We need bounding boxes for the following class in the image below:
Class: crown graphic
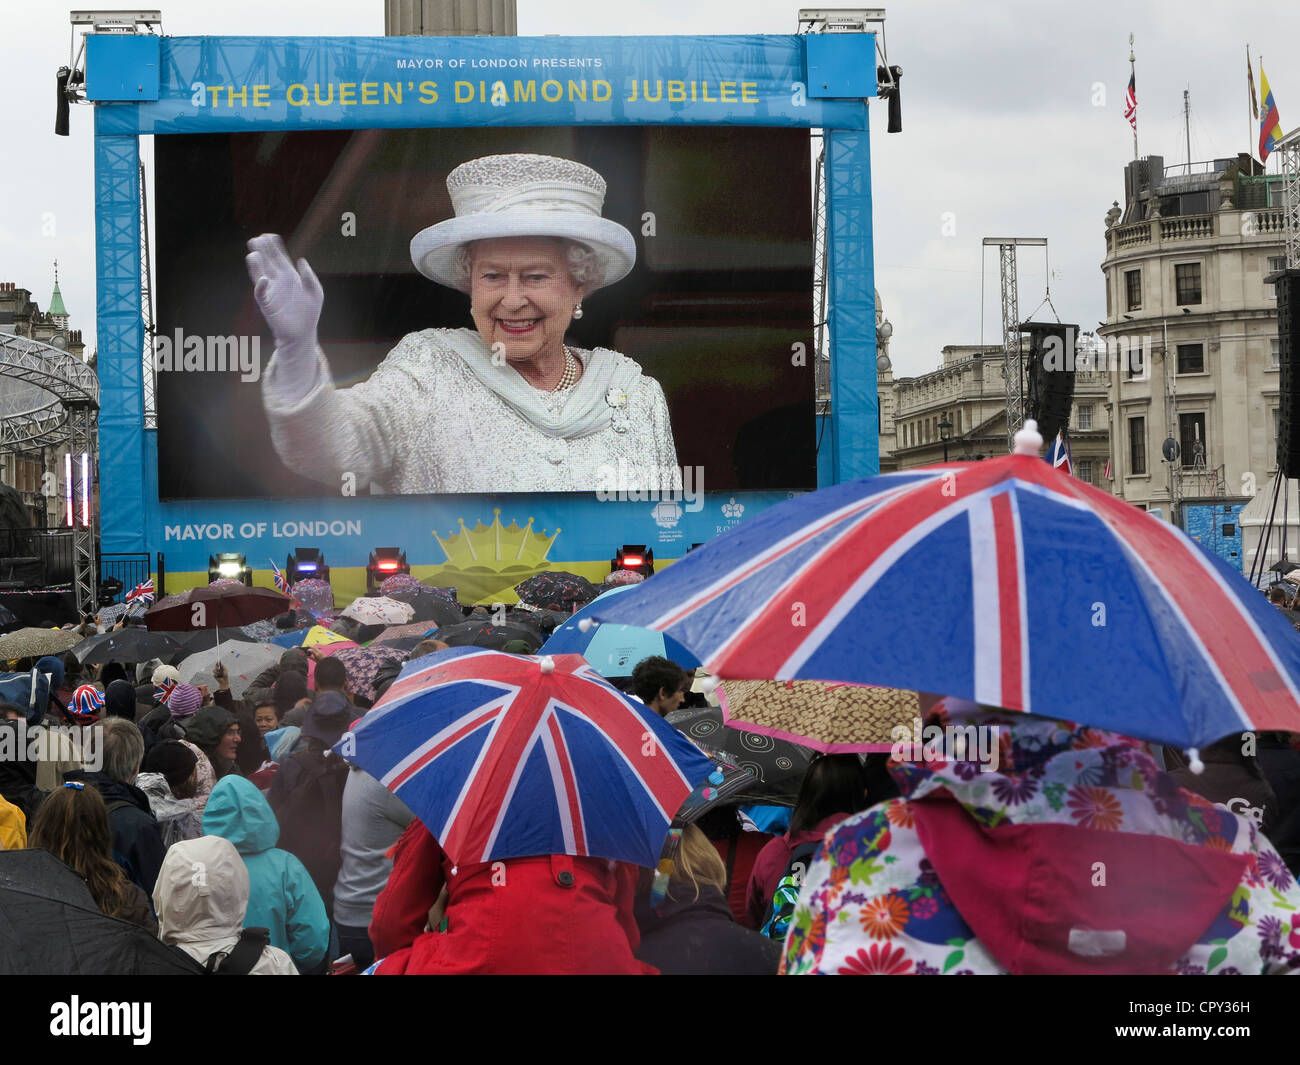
[722,498,744,519]
[433,509,560,572]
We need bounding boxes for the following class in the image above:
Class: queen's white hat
[410,153,637,294]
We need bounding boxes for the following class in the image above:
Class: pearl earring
[572,303,583,320]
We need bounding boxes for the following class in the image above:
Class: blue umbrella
[335,647,714,868]
[540,586,701,677]
[588,425,1300,752]
[269,628,309,648]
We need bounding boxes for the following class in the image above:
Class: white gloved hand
[245,234,324,399]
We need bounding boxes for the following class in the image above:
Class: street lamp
[938,415,953,463]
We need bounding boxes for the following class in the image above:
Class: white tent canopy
[1239,473,1300,585]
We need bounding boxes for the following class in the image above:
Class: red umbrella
[144,584,291,631]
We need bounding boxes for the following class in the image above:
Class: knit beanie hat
[168,683,203,720]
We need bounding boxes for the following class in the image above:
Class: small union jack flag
[154,679,178,704]
[126,578,154,605]
[270,559,289,594]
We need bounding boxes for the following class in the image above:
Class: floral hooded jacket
[782,702,1300,975]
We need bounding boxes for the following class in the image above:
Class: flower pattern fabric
[782,707,1300,975]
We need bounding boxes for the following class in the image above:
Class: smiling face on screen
[468,237,584,368]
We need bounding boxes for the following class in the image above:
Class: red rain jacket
[370,820,658,975]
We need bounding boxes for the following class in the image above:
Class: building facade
[0,278,88,527]
[1098,153,1286,519]
[886,343,1111,480]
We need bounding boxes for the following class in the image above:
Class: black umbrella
[514,572,599,613]
[432,619,545,651]
[387,588,466,627]
[71,629,183,665]
[664,704,814,806]
[0,850,203,975]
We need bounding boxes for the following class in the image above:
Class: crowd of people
[4,580,1300,977]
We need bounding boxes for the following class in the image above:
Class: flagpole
[1130,34,1138,160]
[1248,45,1254,163]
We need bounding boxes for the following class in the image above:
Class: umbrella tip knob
[1187,748,1205,775]
[1013,419,1043,457]
[539,655,556,673]
[699,675,718,694]
[577,618,596,633]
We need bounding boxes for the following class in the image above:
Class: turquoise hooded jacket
[203,775,329,971]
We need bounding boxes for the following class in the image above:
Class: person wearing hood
[203,774,330,972]
[0,707,41,820]
[64,716,167,895]
[138,740,203,847]
[0,792,26,849]
[154,835,298,975]
[185,705,242,780]
[34,655,68,719]
[782,699,1300,976]
[180,739,216,817]
[635,823,780,975]
[105,679,138,720]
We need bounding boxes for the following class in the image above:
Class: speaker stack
[1023,321,1079,446]
[1276,269,1300,478]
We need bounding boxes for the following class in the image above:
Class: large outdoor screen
[154,126,815,499]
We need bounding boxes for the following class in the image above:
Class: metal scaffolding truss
[983,237,1047,450]
[0,330,100,612]
[1278,129,1300,270]
[0,331,100,447]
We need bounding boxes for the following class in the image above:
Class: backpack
[205,927,272,974]
[759,840,821,941]
[268,748,349,909]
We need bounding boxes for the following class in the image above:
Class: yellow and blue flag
[1260,62,1284,162]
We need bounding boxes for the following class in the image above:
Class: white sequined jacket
[261,328,680,494]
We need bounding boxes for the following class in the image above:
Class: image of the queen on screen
[246,153,680,494]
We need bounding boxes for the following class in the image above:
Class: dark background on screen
[154,126,815,498]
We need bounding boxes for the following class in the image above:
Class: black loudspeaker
[1277,270,1300,478]
[1023,321,1078,446]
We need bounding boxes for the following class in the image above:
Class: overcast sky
[2,0,1296,379]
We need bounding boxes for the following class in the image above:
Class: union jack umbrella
[590,421,1300,754]
[335,647,715,868]
[125,578,154,606]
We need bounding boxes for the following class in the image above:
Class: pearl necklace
[551,347,579,393]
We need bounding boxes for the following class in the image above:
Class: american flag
[125,578,154,605]
[270,558,289,594]
[1124,72,1137,134]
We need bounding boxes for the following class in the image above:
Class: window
[1176,343,1204,374]
[1272,338,1281,370]
[1267,255,1287,300]
[1077,404,1093,430]
[1179,412,1207,469]
[1125,269,1142,311]
[1126,344,1147,379]
[1175,263,1202,306]
[1076,460,1093,484]
[1129,417,1147,475]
